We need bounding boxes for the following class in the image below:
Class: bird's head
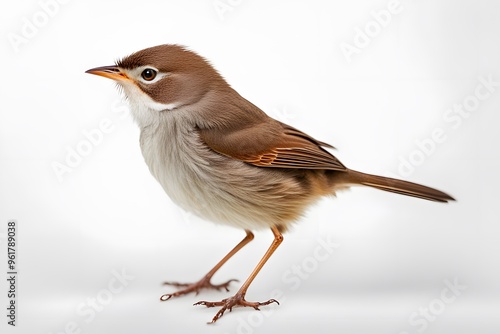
[86,44,228,127]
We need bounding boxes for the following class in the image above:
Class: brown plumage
[86,44,455,324]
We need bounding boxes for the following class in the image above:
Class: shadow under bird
[86,44,455,324]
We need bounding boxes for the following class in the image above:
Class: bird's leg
[160,230,254,301]
[194,226,283,324]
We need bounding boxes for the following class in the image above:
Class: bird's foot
[194,292,279,324]
[160,276,239,301]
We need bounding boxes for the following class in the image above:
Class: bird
[85,44,455,323]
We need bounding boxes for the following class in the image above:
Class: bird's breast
[139,116,213,214]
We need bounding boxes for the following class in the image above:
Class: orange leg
[160,230,254,301]
[195,226,283,324]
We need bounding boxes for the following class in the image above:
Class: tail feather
[345,170,455,203]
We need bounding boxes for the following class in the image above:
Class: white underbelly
[139,124,278,230]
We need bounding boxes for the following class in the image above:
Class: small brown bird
[86,44,454,323]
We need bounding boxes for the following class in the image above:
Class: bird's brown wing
[198,119,346,171]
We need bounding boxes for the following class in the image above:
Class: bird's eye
[141,68,157,81]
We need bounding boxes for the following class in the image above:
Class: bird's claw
[160,277,239,301]
[194,293,279,324]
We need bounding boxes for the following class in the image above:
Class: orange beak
[85,65,129,81]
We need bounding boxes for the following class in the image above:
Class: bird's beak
[85,65,129,81]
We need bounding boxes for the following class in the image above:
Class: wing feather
[198,118,345,171]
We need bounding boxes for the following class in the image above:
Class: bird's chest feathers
[139,115,216,213]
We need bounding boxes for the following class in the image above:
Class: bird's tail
[343,170,455,203]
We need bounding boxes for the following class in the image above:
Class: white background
[1,0,499,333]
